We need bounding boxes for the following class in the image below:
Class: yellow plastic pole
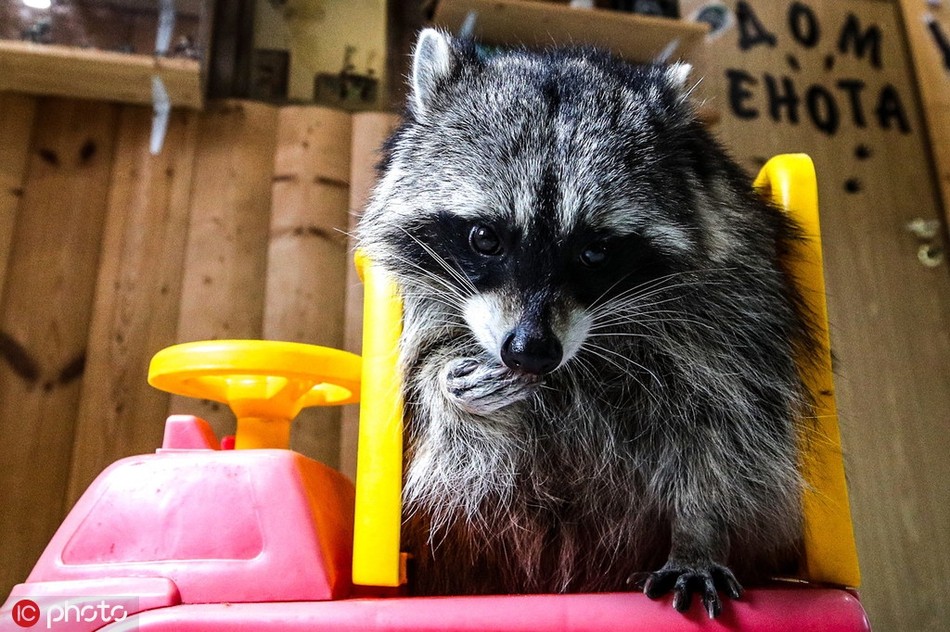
[352,251,406,586]
[233,417,292,450]
[754,154,861,588]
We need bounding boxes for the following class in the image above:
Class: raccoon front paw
[641,562,743,619]
[441,357,540,416]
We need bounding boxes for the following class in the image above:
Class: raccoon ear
[665,62,694,95]
[411,28,457,119]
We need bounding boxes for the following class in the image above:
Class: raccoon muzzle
[501,320,563,375]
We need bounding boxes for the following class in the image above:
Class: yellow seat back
[754,154,861,587]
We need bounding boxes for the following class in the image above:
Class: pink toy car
[2,411,868,631]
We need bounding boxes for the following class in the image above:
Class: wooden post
[340,111,400,481]
[66,105,199,506]
[264,105,352,468]
[170,100,278,437]
[0,98,118,595]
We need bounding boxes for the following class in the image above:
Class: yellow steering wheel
[148,340,361,449]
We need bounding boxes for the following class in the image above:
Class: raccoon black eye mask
[357,28,816,619]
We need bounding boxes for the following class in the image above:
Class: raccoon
[356,29,817,618]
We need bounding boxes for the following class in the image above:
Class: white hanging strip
[150,75,171,155]
[156,0,176,55]
[151,0,176,155]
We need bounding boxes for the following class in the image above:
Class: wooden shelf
[432,0,708,63]
[0,41,203,109]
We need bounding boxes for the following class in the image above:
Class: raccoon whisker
[382,253,461,298]
[399,305,469,331]
[598,281,703,307]
[683,75,704,100]
[586,300,686,330]
[395,280,468,313]
[424,323,470,337]
[393,264,463,297]
[591,304,704,322]
[584,332,655,344]
[577,366,663,414]
[590,276,729,315]
[582,343,664,388]
[585,271,651,314]
[588,267,741,315]
[561,357,637,413]
[398,291,461,311]
[386,250,473,303]
[585,283,712,324]
[587,266,739,312]
[585,269,697,314]
[578,342,664,393]
[589,311,718,334]
[588,305,710,330]
[396,227,478,297]
[594,293,679,318]
[397,297,468,325]
[562,353,603,385]
[589,282,747,327]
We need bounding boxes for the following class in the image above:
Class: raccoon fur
[356,29,817,618]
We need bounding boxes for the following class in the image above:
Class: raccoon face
[436,214,677,376]
[366,30,706,376]
[393,193,685,377]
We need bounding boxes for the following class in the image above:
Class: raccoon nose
[501,327,563,375]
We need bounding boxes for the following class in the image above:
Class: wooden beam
[0,41,203,109]
[264,105,352,468]
[431,0,708,62]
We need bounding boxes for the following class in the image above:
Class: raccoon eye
[469,224,503,256]
[579,241,608,268]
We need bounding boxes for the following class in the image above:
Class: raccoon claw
[442,357,539,416]
[642,563,742,618]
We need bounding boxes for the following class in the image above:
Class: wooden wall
[680,1,950,630]
[0,92,397,597]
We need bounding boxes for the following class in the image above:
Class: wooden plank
[679,1,950,629]
[0,41,203,109]
[264,106,352,468]
[0,93,37,305]
[170,100,278,438]
[65,105,200,507]
[340,111,400,481]
[896,0,950,225]
[0,98,118,595]
[432,0,708,63]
